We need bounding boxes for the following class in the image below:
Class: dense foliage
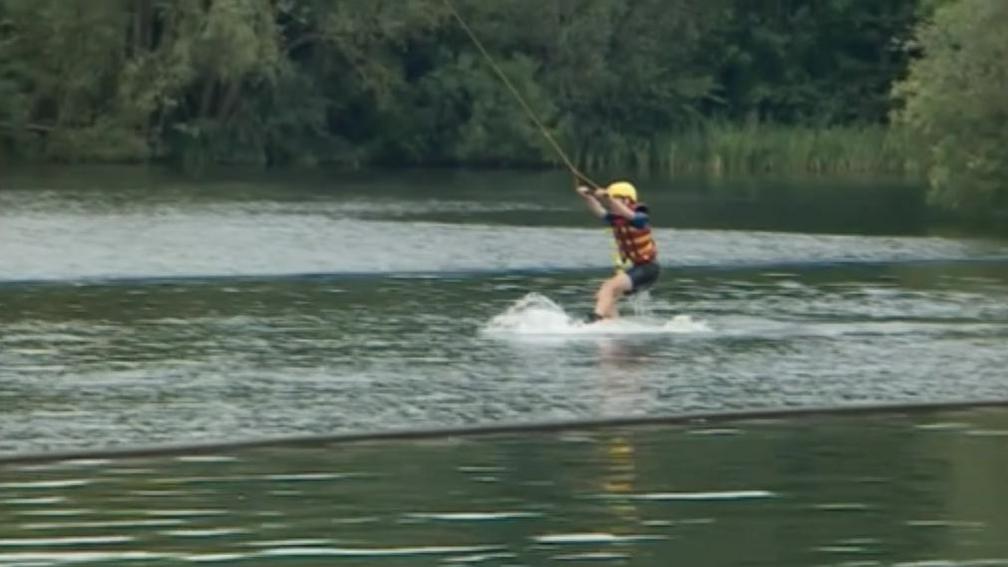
[2,0,1003,215]
[894,0,1008,213]
[0,0,920,166]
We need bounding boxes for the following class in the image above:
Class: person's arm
[576,186,608,219]
[593,189,650,228]
[593,189,636,219]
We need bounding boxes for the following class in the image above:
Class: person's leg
[594,272,633,319]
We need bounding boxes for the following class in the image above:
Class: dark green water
[1,407,1007,566]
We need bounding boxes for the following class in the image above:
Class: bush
[894,0,1008,213]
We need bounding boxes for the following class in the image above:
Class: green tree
[714,0,919,125]
[894,0,1008,212]
[0,0,146,160]
[0,0,932,175]
[428,0,728,169]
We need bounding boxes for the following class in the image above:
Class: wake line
[0,256,1006,288]
[2,399,1007,465]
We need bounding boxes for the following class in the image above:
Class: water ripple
[624,490,776,501]
[254,544,508,557]
[0,535,134,546]
[405,511,542,522]
[533,533,668,544]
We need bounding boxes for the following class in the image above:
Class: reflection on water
[2,167,1006,283]
[1,407,1007,566]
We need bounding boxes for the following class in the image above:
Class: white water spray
[481,293,710,337]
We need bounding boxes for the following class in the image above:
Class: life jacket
[611,204,657,266]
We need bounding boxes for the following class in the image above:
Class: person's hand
[592,188,608,199]
[576,185,592,196]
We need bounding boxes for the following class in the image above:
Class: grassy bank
[5,122,924,182]
[575,123,922,179]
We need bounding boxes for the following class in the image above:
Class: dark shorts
[624,262,660,294]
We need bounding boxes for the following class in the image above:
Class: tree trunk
[199,79,217,119]
[135,0,152,51]
[218,80,243,124]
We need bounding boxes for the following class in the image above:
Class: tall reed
[572,122,921,179]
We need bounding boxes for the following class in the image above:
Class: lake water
[0,407,1007,566]
[2,166,1008,565]
[2,167,1006,456]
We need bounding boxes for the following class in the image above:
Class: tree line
[0,0,1004,213]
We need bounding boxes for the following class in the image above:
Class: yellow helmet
[607,181,637,201]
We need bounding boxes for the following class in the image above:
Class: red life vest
[611,205,657,266]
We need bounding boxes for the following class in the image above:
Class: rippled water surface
[1,407,1007,566]
[1,167,1007,457]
